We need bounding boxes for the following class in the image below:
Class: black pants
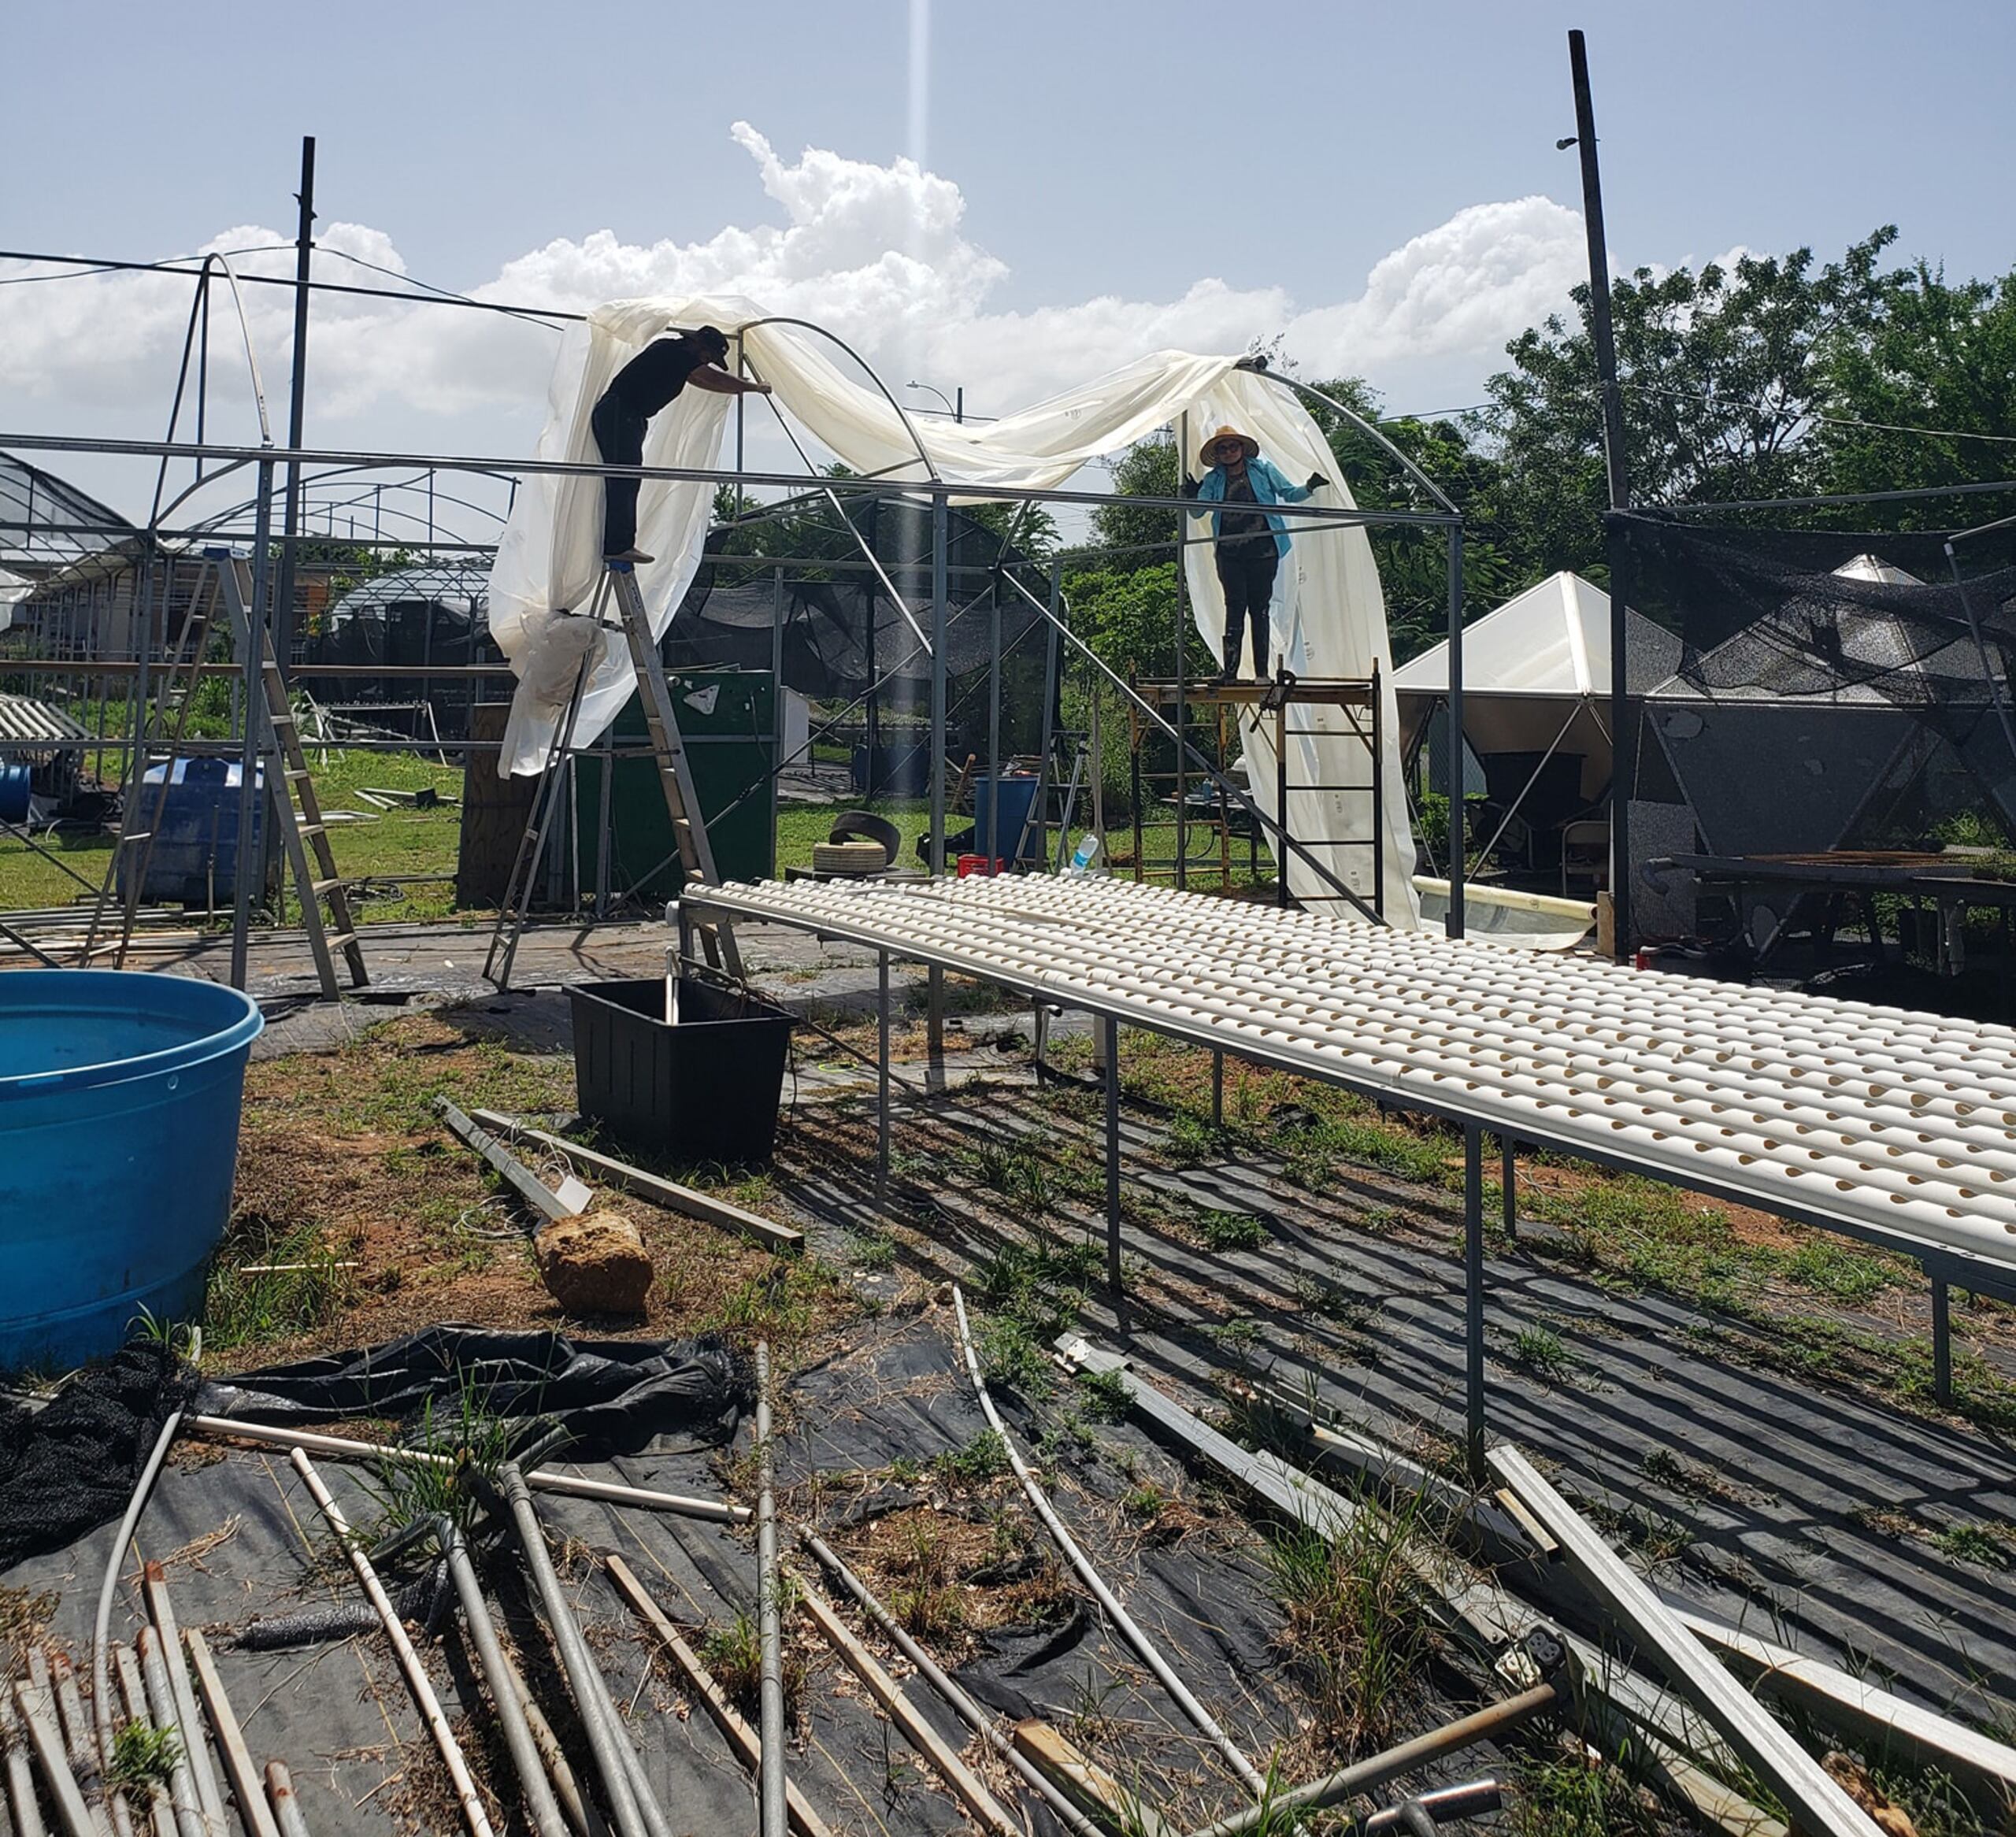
[1215,543,1278,677]
[591,393,647,557]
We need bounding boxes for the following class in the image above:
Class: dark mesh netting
[1614,513,2016,705]
[1614,513,2016,849]
[665,493,1044,699]
[0,1343,196,1568]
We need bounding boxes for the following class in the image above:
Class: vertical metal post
[230,459,275,991]
[876,951,891,1202]
[1501,1135,1518,1241]
[272,136,315,669]
[1446,524,1466,939]
[1276,694,1289,909]
[1931,1274,1952,1406]
[1102,1014,1128,1342]
[1569,29,1635,961]
[770,566,785,878]
[1032,559,1062,867]
[1211,1052,1224,1129]
[1173,414,1190,889]
[1464,1121,1487,1482]
[1370,658,1386,921]
[928,492,950,873]
[927,493,950,1067]
[594,721,613,915]
[754,1342,787,1837]
[987,583,1002,869]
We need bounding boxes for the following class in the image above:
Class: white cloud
[0,127,1588,492]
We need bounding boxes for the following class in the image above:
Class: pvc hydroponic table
[682,874,2016,1475]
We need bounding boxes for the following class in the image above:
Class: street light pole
[1564,29,1634,961]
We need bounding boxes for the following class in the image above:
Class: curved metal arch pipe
[1242,362,1461,517]
[733,314,942,483]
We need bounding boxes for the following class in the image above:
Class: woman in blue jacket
[1184,424,1326,681]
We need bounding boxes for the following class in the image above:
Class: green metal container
[572,668,776,900]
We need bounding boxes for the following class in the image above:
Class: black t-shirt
[603,338,710,419]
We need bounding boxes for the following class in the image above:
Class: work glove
[1180,473,1203,499]
[1305,472,1327,492]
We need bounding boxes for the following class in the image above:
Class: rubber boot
[1218,629,1240,686]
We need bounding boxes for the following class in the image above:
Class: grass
[972,1238,1104,1394]
[361,1384,521,1539]
[1077,1366,1132,1424]
[1197,1209,1268,1253]
[1508,1324,1576,1383]
[1506,1746,1668,1837]
[1263,1494,1435,1757]
[0,747,469,925]
[202,1225,359,1355]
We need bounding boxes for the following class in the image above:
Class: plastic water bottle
[1067,833,1102,876]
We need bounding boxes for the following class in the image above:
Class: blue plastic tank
[971,773,1042,861]
[0,971,263,1372]
[119,757,265,906]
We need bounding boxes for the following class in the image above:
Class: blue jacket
[1192,456,1312,560]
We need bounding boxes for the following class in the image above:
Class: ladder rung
[296,823,326,838]
[323,931,358,949]
[284,769,312,781]
[310,877,345,895]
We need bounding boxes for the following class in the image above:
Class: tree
[1814,261,2016,525]
[1470,228,1906,576]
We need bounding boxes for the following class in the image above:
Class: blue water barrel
[118,757,265,906]
[0,763,29,823]
[972,773,1042,861]
[0,972,262,1371]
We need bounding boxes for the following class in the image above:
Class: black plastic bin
[569,976,795,1166]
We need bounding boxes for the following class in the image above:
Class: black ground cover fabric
[197,1325,744,1456]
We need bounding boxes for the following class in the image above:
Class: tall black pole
[272,136,316,668]
[1567,31,1634,959]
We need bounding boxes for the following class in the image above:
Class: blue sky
[5,0,2010,520]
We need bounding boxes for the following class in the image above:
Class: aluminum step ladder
[483,562,739,990]
[212,553,369,997]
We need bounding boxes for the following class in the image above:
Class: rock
[1822,1753,1918,1837]
[533,1211,654,1317]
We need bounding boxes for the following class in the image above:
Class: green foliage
[106,1720,183,1801]
[1077,1365,1132,1424]
[935,1430,1010,1487]
[1198,1209,1267,1253]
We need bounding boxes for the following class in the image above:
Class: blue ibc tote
[971,772,1042,861]
[0,972,262,1372]
[119,756,265,906]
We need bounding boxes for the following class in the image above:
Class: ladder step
[310,877,346,896]
[284,769,312,782]
[296,823,326,838]
[323,931,358,949]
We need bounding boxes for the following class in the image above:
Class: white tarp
[488,294,1420,926]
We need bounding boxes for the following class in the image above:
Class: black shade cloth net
[1613,512,2016,848]
[665,491,1046,699]
[0,1344,196,1570]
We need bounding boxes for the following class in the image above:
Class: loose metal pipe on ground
[951,1287,1266,1798]
[139,1570,225,1837]
[493,1462,668,1837]
[91,1409,183,1807]
[288,1451,495,1837]
[262,1763,312,1837]
[754,1344,787,1837]
[800,1530,1103,1837]
[436,1521,569,1837]
[132,1633,204,1837]
[1184,1685,1555,1837]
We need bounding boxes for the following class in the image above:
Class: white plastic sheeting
[487,296,1419,926]
[696,872,2016,1277]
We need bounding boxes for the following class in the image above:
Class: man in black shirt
[590,325,771,563]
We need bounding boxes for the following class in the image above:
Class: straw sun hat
[1199,424,1260,467]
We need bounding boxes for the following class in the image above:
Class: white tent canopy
[1393,570,1680,698]
[488,295,1421,925]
